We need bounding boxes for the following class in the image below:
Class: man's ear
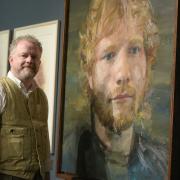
[87,74,93,90]
[38,60,41,66]
[8,55,13,66]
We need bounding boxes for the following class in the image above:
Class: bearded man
[0,35,50,180]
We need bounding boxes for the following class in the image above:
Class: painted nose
[114,52,130,85]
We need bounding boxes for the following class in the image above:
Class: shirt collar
[7,71,38,93]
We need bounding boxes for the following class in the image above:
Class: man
[76,0,168,179]
[0,35,50,180]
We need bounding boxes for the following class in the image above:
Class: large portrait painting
[57,0,178,179]
[14,20,59,153]
[0,30,10,77]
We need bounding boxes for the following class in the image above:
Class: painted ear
[87,74,93,90]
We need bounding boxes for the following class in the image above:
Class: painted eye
[102,52,116,61]
[128,46,141,55]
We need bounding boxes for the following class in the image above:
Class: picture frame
[0,30,10,77]
[13,20,60,154]
[57,0,178,179]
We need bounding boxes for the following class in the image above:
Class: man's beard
[18,66,37,81]
[91,85,143,133]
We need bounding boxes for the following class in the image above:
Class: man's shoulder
[0,77,8,83]
[35,87,47,99]
[0,77,11,90]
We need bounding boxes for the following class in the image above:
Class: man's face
[88,21,147,132]
[9,40,41,82]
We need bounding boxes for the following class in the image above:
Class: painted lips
[111,94,133,101]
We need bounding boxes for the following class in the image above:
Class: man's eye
[102,52,116,61]
[21,54,27,58]
[128,46,141,55]
[31,55,37,59]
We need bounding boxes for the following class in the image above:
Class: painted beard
[91,85,142,133]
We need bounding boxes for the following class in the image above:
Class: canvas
[57,0,178,179]
[0,30,10,77]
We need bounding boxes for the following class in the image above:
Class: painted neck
[94,114,135,156]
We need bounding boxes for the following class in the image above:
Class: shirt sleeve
[0,84,6,114]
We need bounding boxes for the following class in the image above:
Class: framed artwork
[57,0,178,179]
[14,20,59,153]
[0,30,10,77]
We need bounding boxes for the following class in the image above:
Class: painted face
[9,40,41,82]
[88,22,147,132]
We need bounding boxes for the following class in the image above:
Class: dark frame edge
[56,0,75,179]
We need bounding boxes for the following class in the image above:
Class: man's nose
[114,52,130,85]
[26,55,33,63]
